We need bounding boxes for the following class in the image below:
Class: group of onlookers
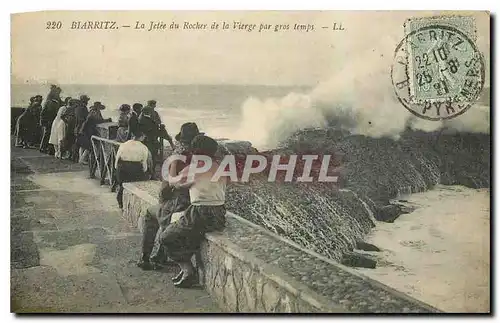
[14,85,173,169]
[15,85,111,164]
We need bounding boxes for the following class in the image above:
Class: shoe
[173,274,197,288]
[171,270,183,282]
[137,260,154,271]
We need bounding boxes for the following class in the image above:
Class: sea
[11,84,310,144]
[355,185,490,313]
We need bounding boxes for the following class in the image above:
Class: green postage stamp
[403,16,484,105]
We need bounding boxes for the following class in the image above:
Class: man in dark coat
[15,97,36,148]
[138,100,162,175]
[72,95,90,162]
[39,85,62,154]
[127,103,143,140]
[77,101,111,164]
[30,95,43,146]
[142,100,161,125]
[61,98,78,159]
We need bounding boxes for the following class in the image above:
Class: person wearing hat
[39,86,63,154]
[73,95,90,162]
[116,104,131,143]
[15,96,37,148]
[161,134,227,288]
[143,100,161,125]
[138,100,163,175]
[126,103,143,141]
[77,101,112,164]
[174,122,204,148]
[60,98,79,159]
[30,95,44,147]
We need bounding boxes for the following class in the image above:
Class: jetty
[10,127,443,313]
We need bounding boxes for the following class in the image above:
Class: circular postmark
[391,24,485,121]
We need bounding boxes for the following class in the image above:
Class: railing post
[89,135,121,189]
[89,136,98,179]
[98,140,106,185]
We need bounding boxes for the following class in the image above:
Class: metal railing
[90,135,121,191]
[89,134,165,190]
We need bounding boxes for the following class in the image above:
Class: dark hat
[119,104,131,112]
[175,122,204,144]
[92,101,105,110]
[147,100,157,106]
[132,103,143,113]
[80,95,90,102]
[69,99,79,106]
[190,135,219,157]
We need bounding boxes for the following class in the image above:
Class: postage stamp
[391,17,485,120]
[404,16,482,104]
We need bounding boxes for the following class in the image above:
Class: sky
[11,11,490,86]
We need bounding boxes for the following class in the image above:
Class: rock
[341,252,377,269]
[217,140,258,155]
[355,241,381,252]
[375,204,404,223]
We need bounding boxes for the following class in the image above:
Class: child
[48,106,66,159]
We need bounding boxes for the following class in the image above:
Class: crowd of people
[14,85,227,289]
[15,85,176,164]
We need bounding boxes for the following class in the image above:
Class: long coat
[40,97,61,127]
[48,107,66,146]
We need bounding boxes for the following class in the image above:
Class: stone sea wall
[122,181,440,313]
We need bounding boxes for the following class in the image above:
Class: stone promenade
[10,146,221,313]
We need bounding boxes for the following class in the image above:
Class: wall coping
[224,212,440,312]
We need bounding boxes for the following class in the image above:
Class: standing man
[31,95,43,147]
[15,97,36,148]
[39,85,63,154]
[139,100,162,176]
[144,100,161,125]
[73,95,90,162]
[127,103,143,140]
[77,101,111,164]
[61,98,78,160]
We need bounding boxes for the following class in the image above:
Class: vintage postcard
[10,11,490,314]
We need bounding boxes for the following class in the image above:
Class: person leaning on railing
[114,131,153,209]
[77,101,111,164]
[116,104,131,143]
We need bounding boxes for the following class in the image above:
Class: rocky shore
[223,128,490,265]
